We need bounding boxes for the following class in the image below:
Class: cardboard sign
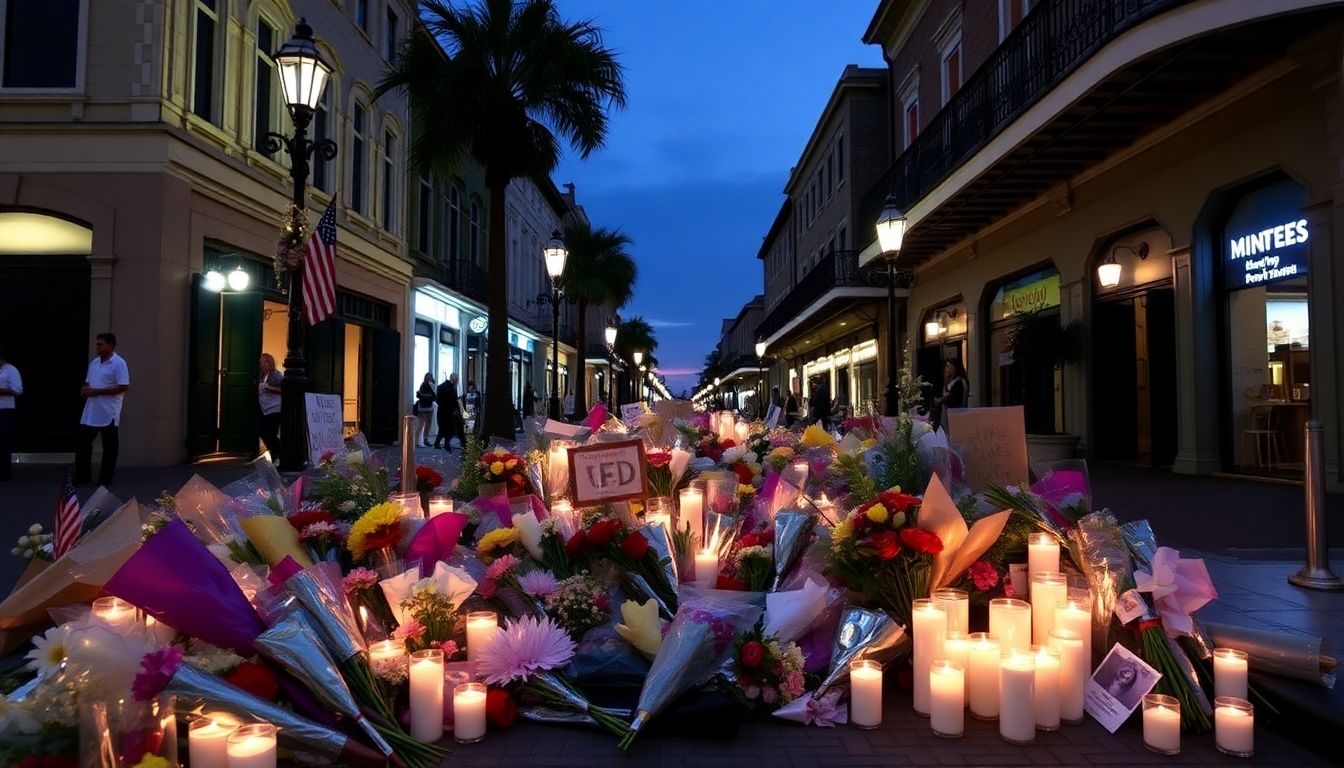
[764,404,781,430]
[619,402,646,424]
[946,405,1028,491]
[305,393,346,465]
[568,439,649,505]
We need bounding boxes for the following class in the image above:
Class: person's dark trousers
[452,414,467,449]
[0,408,15,481]
[435,414,452,449]
[258,412,282,458]
[75,423,119,485]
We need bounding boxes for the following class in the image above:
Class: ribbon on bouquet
[1133,546,1217,638]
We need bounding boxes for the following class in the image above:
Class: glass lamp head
[875,195,907,254]
[543,231,568,280]
[274,19,332,112]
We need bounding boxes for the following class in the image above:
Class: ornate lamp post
[874,196,908,418]
[632,350,644,405]
[755,339,768,419]
[269,19,336,471]
[604,321,618,411]
[542,231,568,420]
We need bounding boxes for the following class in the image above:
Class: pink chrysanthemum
[477,615,576,685]
[517,570,560,598]
[477,578,498,599]
[343,567,380,594]
[132,644,184,701]
[485,554,520,581]
[392,617,426,642]
[438,640,459,657]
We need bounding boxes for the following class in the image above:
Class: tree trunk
[571,299,587,418]
[483,175,515,439]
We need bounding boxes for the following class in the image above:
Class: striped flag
[303,198,339,325]
[53,472,82,559]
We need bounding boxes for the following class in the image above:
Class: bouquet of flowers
[543,572,611,641]
[480,450,532,498]
[342,567,394,638]
[345,502,406,567]
[311,450,392,522]
[645,450,675,498]
[10,524,53,563]
[733,536,774,592]
[565,517,678,619]
[825,487,939,628]
[728,622,807,712]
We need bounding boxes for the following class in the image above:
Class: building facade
[714,296,766,414]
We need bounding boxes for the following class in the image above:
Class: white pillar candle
[967,632,1001,720]
[734,421,750,444]
[428,495,454,518]
[1053,599,1092,665]
[1027,532,1060,578]
[465,612,499,662]
[409,649,445,743]
[678,488,704,543]
[1213,648,1249,700]
[369,639,407,664]
[1031,644,1060,731]
[92,596,137,631]
[225,723,277,768]
[646,512,672,532]
[942,632,970,702]
[1048,628,1086,725]
[911,598,947,716]
[931,588,969,635]
[929,660,965,738]
[547,444,571,500]
[849,659,883,729]
[1030,571,1067,646]
[999,651,1036,745]
[694,549,719,587]
[989,598,1032,653]
[550,499,577,538]
[1142,694,1181,755]
[511,511,543,558]
[1214,697,1254,757]
[189,717,238,768]
[453,682,488,743]
[718,411,736,443]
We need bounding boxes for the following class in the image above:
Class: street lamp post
[269,19,336,471]
[755,340,767,419]
[632,350,643,405]
[874,196,908,418]
[604,321,618,411]
[542,231,568,421]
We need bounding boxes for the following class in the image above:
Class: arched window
[442,182,461,264]
[350,100,369,216]
[469,198,482,264]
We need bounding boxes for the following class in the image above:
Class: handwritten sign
[946,406,1028,491]
[568,439,649,505]
[620,402,646,424]
[764,404,781,430]
[305,393,346,466]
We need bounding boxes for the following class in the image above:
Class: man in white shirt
[0,345,21,481]
[75,333,130,486]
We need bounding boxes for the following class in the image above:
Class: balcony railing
[415,258,490,305]
[860,0,1188,245]
[757,250,884,341]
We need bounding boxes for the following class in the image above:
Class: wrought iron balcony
[757,250,884,341]
[415,257,491,305]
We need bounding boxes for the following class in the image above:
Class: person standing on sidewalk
[75,333,130,486]
[415,372,436,447]
[0,346,22,481]
[435,373,464,452]
[256,353,283,459]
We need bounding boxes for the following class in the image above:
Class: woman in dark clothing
[416,373,436,447]
[933,358,968,433]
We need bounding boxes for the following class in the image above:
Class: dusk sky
[553,2,883,396]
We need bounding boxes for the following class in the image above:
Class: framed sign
[305,393,346,465]
[946,405,1028,491]
[568,439,649,505]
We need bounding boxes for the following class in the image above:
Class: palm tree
[559,222,636,418]
[612,316,656,405]
[377,0,626,439]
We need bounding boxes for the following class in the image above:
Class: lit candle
[694,549,719,586]
[929,660,964,738]
[453,682,488,743]
[189,717,238,768]
[465,612,499,662]
[734,421,750,444]
[369,639,407,665]
[428,494,454,518]
[1053,599,1092,665]
[92,596,137,631]
[1027,533,1060,578]
[718,411,736,442]
[1031,644,1060,731]
[942,632,970,702]
[1142,693,1181,755]
[1048,628,1086,725]
[646,511,672,532]
[967,632,1001,720]
[814,492,837,524]
[678,488,704,543]
[1213,648,1249,700]
[932,588,969,635]
[849,659,883,729]
[550,499,577,538]
[911,598,947,716]
[1030,571,1067,645]
[999,651,1036,745]
[547,443,572,501]
[389,491,423,520]
[409,649,445,743]
[989,598,1032,653]
[225,723,277,768]
[1214,696,1254,757]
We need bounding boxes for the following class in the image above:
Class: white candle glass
[389,490,423,520]
[1031,644,1060,731]
[911,598,946,716]
[453,682,488,743]
[1027,532,1060,578]
[1214,696,1254,758]
[929,660,965,738]
[989,598,1032,653]
[1053,598,1092,666]
[1048,627,1087,724]
[942,631,970,702]
[369,639,407,663]
[225,723,277,768]
[189,716,239,768]
[678,487,704,543]
[849,659,883,729]
[465,611,499,662]
[1213,648,1249,700]
[967,632,1001,720]
[694,549,719,586]
[1030,571,1067,646]
[409,649,445,743]
[92,596,137,631]
[734,421,750,444]
[1142,693,1181,755]
[931,588,969,635]
[999,651,1036,745]
[428,494,453,518]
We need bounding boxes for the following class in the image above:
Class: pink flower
[1004,580,1018,598]
[476,616,576,685]
[761,686,779,704]
[968,560,1000,591]
[392,618,426,642]
[517,570,560,598]
[343,567,380,595]
[438,640,460,657]
[478,578,498,599]
[131,644,184,701]
[485,554,520,581]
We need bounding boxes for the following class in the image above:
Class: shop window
[918,300,969,414]
[987,267,1062,434]
[192,0,221,122]
[2,0,82,89]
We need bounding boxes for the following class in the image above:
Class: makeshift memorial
[726,622,807,712]
[849,659,883,729]
[1085,643,1162,733]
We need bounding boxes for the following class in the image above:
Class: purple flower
[131,644,184,701]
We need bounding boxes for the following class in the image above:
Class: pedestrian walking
[416,372,436,447]
[257,353,283,459]
[522,382,536,418]
[0,345,21,481]
[75,333,130,486]
[435,373,465,451]
[784,387,800,428]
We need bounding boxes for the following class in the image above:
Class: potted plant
[1005,309,1083,466]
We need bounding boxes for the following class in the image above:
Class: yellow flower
[768,446,794,460]
[861,438,877,450]
[490,461,505,475]
[132,755,171,768]
[831,518,853,552]
[800,424,836,449]
[737,484,756,496]
[347,501,404,560]
[866,503,889,524]
[630,500,644,516]
[505,459,518,470]
[615,599,663,658]
[476,526,520,557]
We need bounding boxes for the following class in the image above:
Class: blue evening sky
[553,1,883,395]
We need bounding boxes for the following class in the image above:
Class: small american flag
[303,198,339,325]
[53,472,82,559]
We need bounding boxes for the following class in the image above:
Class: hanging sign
[305,393,346,465]
[1225,218,1310,290]
[568,439,649,505]
[945,406,1028,491]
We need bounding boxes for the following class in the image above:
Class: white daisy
[24,625,69,678]
[0,695,39,735]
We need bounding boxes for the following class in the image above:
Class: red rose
[878,490,920,514]
[363,521,404,554]
[720,439,737,449]
[225,661,279,701]
[415,466,444,487]
[646,451,672,468]
[715,573,748,591]
[587,518,622,548]
[564,530,587,556]
[899,527,944,555]
[850,512,870,531]
[868,530,901,560]
[286,508,334,531]
[758,528,775,545]
[703,446,725,462]
[485,687,517,729]
[732,463,754,485]
[621,531,650,560]
[738,533,759,548]
[740,640,766,669]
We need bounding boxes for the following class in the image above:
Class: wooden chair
[1242,405,1282,471]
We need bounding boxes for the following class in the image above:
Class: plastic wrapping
[1069,511,1137,653]
[813,606,909,697]
[1198,620,1336,688]
[771,512,814,591]
[285,565,365,661]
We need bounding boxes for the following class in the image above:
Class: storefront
[799,338,879,420]
[411,283,473,399]
[984,266,1065,436]
[917,298,969,414]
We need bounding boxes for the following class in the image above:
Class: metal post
[548,286,563,420]
[1289,420,1343,590]
[400,415,416,493]
[278,108,313,472]
[883,263,900,416]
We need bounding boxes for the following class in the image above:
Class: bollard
[1288,421,1344,591]
[400,414,417,494]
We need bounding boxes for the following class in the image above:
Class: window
[838,225,847,252]
[899,72,919,149]
[254,17,278,155]
[941,47,961,103]
[382,129,396,232]
[443,182,461,263]
[815,170,822,211]
[468,199,481,264]
[936,12,962,105]
[2,0,81,88]
[826,152,834,199]
[192,0,220,122]
[356,0,369,33]
[313,88,332,191]
[385,6,398,60]
[836,134,845,182]
[352,104,368,215]
[417,173,432,254]
[999,0,1030,41]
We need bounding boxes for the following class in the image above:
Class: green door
[186,277,222,457]
[307,317,344,397]
[368,326,401,444]
[219,292,263,454]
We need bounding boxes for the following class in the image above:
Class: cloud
[646,318,695,328]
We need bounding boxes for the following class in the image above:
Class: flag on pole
[303,198,339,325]
[54,471,82,559]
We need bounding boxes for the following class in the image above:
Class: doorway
[1092,289,1178,466]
